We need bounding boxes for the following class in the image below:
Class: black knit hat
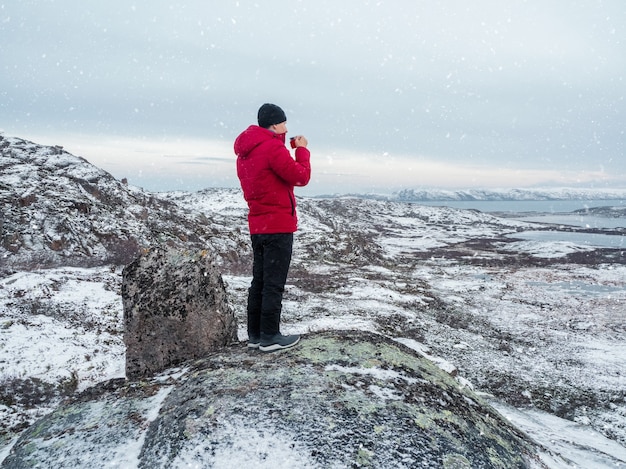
[257,103,287,128]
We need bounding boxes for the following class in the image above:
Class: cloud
[1,1,624,193]
[312,148,623,193]
[14,129,622,195]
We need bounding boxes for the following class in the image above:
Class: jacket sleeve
[269,142,311,187]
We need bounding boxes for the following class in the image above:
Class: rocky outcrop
[2,331,546,468]
[122,247,238,379]
[0,135,247,270]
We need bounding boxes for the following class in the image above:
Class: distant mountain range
[394,188,626,201]
[318,187,626,202]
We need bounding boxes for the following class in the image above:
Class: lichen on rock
[2,330,545,468]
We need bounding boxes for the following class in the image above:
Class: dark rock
[122,247,238,379]
[2,331,547,468]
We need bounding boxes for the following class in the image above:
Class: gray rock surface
[122,247,238,378]
[2,331,546,468]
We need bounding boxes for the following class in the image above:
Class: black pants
[247,233,293,337]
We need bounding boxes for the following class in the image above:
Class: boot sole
[259,336,300,352]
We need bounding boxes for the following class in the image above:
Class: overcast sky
[1,1,624,194]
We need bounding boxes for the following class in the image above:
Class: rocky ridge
[0,135,246,271]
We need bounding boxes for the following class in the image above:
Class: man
[234,103,311,352]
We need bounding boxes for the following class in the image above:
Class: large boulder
[122,247,238,378]
[2,331,549,468]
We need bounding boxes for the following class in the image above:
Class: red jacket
[234,125,311,234]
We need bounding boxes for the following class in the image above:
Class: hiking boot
[259,332,300,352]
[247,335,260,349]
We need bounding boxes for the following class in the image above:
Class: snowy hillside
[1,136,625,467]
[0,135,244,271]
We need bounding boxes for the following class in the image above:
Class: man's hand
[293,135,308,148]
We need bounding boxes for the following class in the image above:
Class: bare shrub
[16,299,99,329]
[0,373,78,410]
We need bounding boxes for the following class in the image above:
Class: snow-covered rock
[1,331,548,468]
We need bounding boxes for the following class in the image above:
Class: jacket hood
[234,125,286,159]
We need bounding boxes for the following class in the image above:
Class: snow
[6,268,616,467]
[502,240,596,258]
[325,364,420,386]
[104,386,174,468]
[507,231,625,250]
[0,267,125,390]
[394,337,462,381]
[173,419,317,468]
[487,398,626,469]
